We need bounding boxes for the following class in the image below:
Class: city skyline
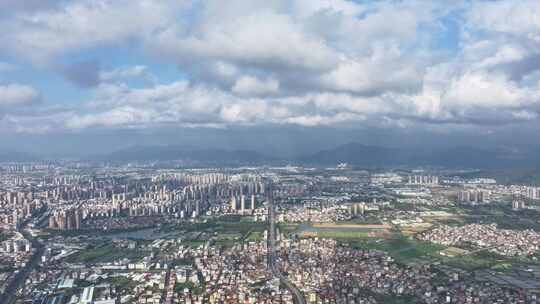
[1,2,540,303]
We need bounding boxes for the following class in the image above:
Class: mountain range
[1,142,539,169]
[0,151,39,162]
[98,145,273,165]
[299,143,540,169]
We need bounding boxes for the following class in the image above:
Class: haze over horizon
[1,1,540,160]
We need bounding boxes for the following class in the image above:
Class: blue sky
[0,0,540,155]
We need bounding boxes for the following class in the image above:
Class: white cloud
[475,45,528,69]
[3,0,540,133]
[467,0,540,41]
[100,65,157,84]
[0,84,40,107]
[150,0,438,96]
[0,0,182,63]
[319,52,422,95]
[66,106,160,129]
[232,76,280,96]
[283,112,366,127]
[443,72,526,109]
[64,80,377,129]
[291,0,365,18]
[154,10,338,73]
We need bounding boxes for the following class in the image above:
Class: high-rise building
[230,196,237,211]
[74,209,81,230]
[49,209,82,230]
[457,191,470,203]
[457,190,489,204]
[66,212,74,230]
[408,175,439,185]
[350,202,366,216]
[48,215,57,229]
[526,187,540,200]
[512,199,526,210]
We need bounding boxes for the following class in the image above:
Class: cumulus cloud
[467,0,540,40]
[0,0,182,63]
[61,78,415,132]
[2,0,540,133]
[60,63,158,88]
[154,10,338,74]
[232,76,280,96]
[0,0,65,12]
[150,0,437,98]
[0,84,40,107]
[66,106,159,129]
[100,65,157,84]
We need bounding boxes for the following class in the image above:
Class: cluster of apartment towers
[229,194,257,214]
[512,187,540,210]
[48,208,81,230]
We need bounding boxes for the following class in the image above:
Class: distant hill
[0,151,39,162]
[98,143,540,169]
[298,142,540,169]
[299,143,404,167]
[3,142,538,170]
[421,146,540,169]
[98,145,275,165]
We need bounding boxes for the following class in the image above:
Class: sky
[1,0,540,157]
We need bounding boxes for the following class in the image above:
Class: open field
[348,236,446,264]
[215,232,242,241]
[313,223,392,229]
[437,252,504,271]
[161,216,267,238]
[336,216,383,226]
[399,223,433,236]
[245,231,264,242]
[349,235,526,271]
[440,246,470,257]
[351,235,536,272]
[299,222,393,239]
[66,243,147,263]
[302,230,378,238]
[277,223,300,237]
[420,211,455,218]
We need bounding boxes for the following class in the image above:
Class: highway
[267,188,306,304]
[2,218,45,304]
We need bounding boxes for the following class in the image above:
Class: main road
[3,217,45,304]
[267,188,306,304]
